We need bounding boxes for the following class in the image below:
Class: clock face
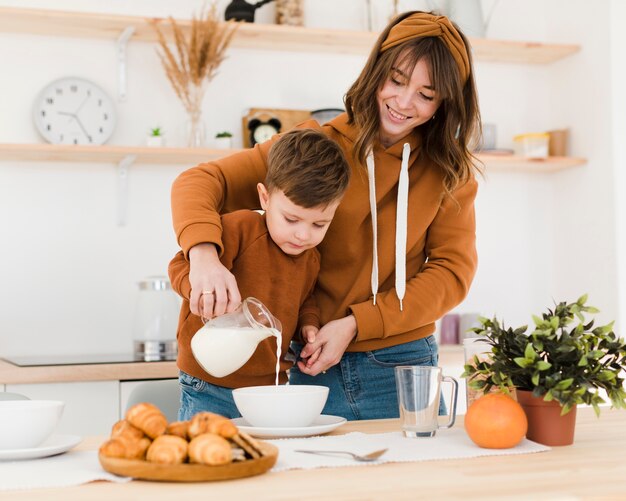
[252,123,279,145]
[33,77,116,145]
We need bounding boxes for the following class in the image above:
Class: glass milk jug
[191,297,282,378]
[132,276,180,360]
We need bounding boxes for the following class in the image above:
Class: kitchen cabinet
[0,7,586,173]
[6,381,119,436]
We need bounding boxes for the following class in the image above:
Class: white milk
[191,325,281,379]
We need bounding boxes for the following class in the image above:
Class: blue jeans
[178,371,241,421]
[289,335,442,421]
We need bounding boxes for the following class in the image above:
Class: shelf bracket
[116,154,136,226]
[116,26,135,102]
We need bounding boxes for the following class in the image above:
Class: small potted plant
[213,131,233,149]
[147,126,165,147]
[462,294,626,446]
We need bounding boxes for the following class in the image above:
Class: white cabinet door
[119,379,179,422]
[6,381,120,436]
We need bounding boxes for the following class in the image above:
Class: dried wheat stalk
[149,4,238,115]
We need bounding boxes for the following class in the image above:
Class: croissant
[146,435,188,464]
[99,434,151,460]
[165,420,190,440]
[188,433,232,465]
[111,419,145,440]
[126,402,167,439]
[188,412,238,439]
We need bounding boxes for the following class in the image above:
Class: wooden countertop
[0,345,464,385]
[0,358,178,385]
[1,407,624,500]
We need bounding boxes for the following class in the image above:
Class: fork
[294,448,388,462]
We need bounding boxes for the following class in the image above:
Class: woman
[171,11,480,420]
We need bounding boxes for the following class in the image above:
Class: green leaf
[514,357,532,368]
[578,293,588,305]
[577,356,588,366]
[531,373,540,386]
[554,378,574,390]
[535,361,552,371]
[524,343,537,360]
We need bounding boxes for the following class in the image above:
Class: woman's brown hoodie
[171,113,478,352]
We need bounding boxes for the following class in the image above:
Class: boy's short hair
[265,129,350,208]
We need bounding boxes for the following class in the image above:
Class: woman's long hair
[344,11,481,195]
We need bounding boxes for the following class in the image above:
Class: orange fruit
[464,393,528,449]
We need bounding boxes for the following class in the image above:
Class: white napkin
[0,451,130,492]
[268,429,550,472]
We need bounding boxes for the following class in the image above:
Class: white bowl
[232,385,328,428]
[0,400,64,450]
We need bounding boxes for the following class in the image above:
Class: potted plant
[147,126,165,147]
[214,131,233,149]
[462,295,626,446]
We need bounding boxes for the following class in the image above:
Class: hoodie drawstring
[366,143,411,310]
[366,151,379,305]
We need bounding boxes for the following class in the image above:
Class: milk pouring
[190,297,283,379]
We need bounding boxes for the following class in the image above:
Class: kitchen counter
[0,358,178,385]
[1,407,624,500]
[0,346,464,385]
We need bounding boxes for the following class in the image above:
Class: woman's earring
[431,114,436,120]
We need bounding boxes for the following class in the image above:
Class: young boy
[168,129,351,420]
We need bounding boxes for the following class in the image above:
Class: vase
[275,0,303,26]
[185,108,206,148]
[516,390,577,446]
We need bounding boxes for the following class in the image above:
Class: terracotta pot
[516,390,577,446]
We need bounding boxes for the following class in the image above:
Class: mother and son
[168,11,480,422]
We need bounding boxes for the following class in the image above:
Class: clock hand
[74,115,91,142]
[57,111,76,116]
[74,94,90,116]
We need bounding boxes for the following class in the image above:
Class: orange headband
[380,12,470,84]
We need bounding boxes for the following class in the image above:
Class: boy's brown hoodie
[172,113,477,352]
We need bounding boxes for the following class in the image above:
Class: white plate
[232,415,347,438]
[0,434,82,461]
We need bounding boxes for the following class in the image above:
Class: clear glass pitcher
[190,297,282,378]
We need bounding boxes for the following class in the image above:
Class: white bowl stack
[0,400,64,449]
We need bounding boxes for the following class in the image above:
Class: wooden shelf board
[0,144,586,172]
[477,154,586,172]
[0,143,238,165]
[0,7,580,62]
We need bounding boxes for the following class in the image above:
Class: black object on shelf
[224,0,275,23]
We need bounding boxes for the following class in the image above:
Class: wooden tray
[99,441,278,482]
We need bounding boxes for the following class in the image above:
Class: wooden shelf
[477,154,586,172]
[0,7,580,62]
[0,144,586,172]
[0,143,238,165]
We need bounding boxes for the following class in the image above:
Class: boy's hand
[189,243,242,320]
[301,325,318,344]
[297,315,357,376]
[298,325,321,367]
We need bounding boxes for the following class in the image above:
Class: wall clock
[32,77,116,145]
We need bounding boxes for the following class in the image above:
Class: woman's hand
[297,315,357,376]
[188,243,241,320]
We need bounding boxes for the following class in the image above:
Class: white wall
[0,0,620,357]
[611,0,626,334]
